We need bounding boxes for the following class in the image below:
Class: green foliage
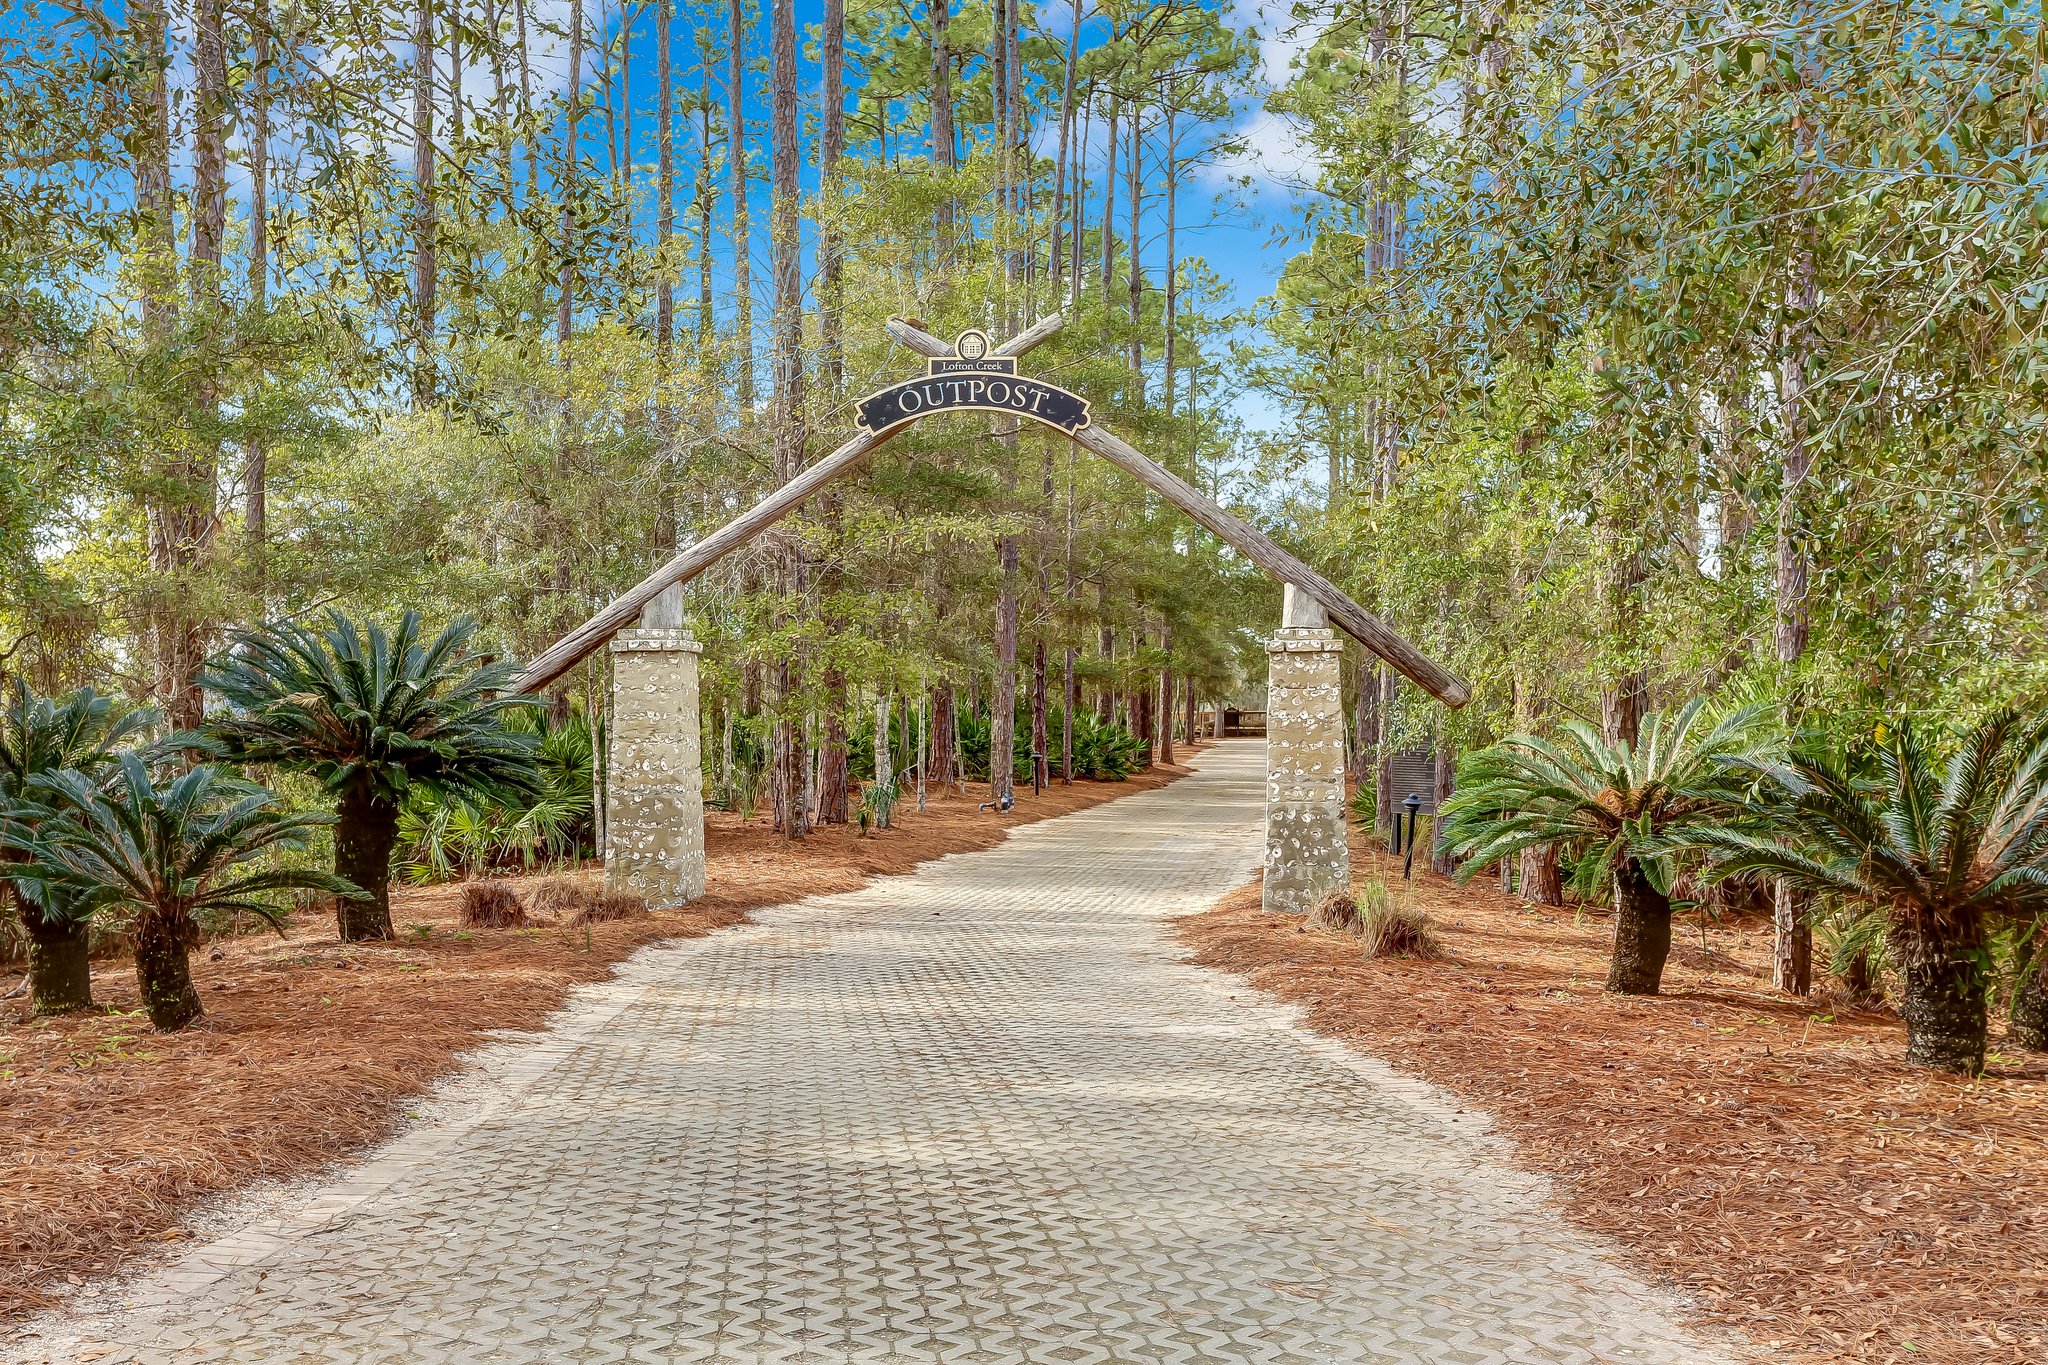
[0,680,159,933]
[952,707,1147,783]
[1697,714,2048,942]
[856,780,898,835]
[396,708,595,883]
[200,611,542,810]
[1439,699,1784,897]
[1694,712,2048,1051]
[10,756,355,929]
[4,755,358,1029]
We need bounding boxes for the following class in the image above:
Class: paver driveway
[17,741,1737,1365]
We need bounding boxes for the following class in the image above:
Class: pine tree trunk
[1125,113,1142,381]
[654,0,676,551]
[1429,747,1456,875]
[1061,648,1076,782]
[1131,634,1153,766]
[1374,666,1396,836]
[1099,90,1117,297]
[728,0,753,406]
[929,685,956,791]
[245,1,271,585]
[814,707,846,825]
[1048,0,1079,295]
[1772,69,1822,999]
[2009,941,2048,1052]
[1096,615,1114,722]
[410,0,436,407]
[133,912,202,1031]
[334,785,398,941]
[766,0,807,838]
[991,538,1019,806]
[929,2,954,170]
[1899,947,1987,1074]
[26,916,93,1016]
[1606,859,1672,996]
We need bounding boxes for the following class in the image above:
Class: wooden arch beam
[512,315,1470,709]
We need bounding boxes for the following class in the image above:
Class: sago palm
[200,611,541,940]
[1438,699,1780,995]
[1696,714,2048,1074]
[9,757,357,1030]
[0,681,157,1014]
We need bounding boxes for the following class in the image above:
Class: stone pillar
[1263,583,1350,916]
[606,623,706,907]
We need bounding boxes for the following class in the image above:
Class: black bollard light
[1402,793,1422,881]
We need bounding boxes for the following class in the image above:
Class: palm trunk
[1607,858,1672,995]
[27,916,93,1015]
[1899,948,1987,1074]
[134,912,202,1031]
[334,785,398,940]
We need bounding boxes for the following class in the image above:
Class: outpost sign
[854,329,1091,437]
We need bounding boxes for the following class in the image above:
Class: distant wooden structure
[1221,708,1267,737]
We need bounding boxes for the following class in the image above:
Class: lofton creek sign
[854,329,1091,436]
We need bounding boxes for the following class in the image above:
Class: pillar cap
[610,629,703,655]
[1281,582,1329,629]
[1267,628,1342,653]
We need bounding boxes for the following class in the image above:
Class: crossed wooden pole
[513,314,1469,709]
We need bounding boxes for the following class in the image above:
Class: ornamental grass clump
[1438,699,1781,997]
[1313,882,1439,958]
[201,611,543,942]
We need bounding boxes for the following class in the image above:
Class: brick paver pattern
[20,742,1738,1364]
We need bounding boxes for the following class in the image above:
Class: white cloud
[1197,2,1326,192]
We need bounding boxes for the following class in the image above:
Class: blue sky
[570,0,1317,349]
[15,0,1317,427]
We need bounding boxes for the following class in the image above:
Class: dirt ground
[0,758,1198,1321]
[1177,824,2048,1365]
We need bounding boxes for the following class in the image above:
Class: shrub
[1359,893,1440,960]
[953,706,1146,782]
[1697,712,2048,1074]
[0,681,157,1015]
[458,881,528,929]
[201,611,543,942]
[10,758,356,1030]
[1439,699,1779,995]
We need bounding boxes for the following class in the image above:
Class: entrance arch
[512,315,1469,916]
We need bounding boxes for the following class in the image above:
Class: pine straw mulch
[1177,828,2048,1365]
[0,757,1200,1324]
